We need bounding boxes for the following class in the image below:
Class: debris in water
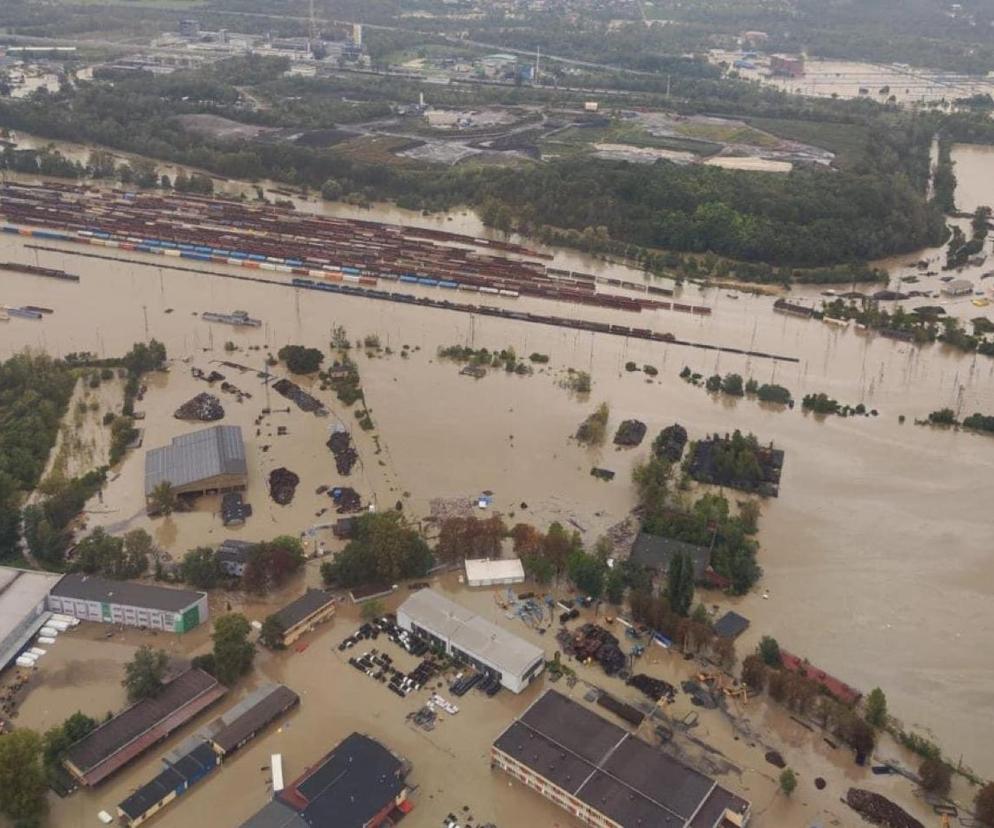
[268,467,300,505]
[174,392,224,421]
[613,419,647,447]
[845,788,924,828]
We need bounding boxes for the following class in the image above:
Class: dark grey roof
[630,532,710,580]
[273,590,335,632]
[495,690,750,827]
[52,572,204,612]
[216,539,256,565]
[290,733,404,826]
[118,742,217,819]
[240,800,308,828]
[713,610,750,639]
[145,425,246,495]
[210,685,299,754]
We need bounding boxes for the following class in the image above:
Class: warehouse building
[145,424,247,508]
[0,565,62,672]
[47,573,208,633]
[206,683,299,757]
[397,588,544,693]
[65,668,227,786]
[493,690,751,828]
[117,741,218,826]
[630,532,711,581]
[241,733,411,828]
[268,589,336,647]
[464,557,525,587]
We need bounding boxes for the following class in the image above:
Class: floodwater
[0,152,993,792]
[951,142,994,213]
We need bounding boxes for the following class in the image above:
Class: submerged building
[144,424,247,507]
[397,588,544,693]
[241,732,411,828]
[268,589,336,647]
[0,565,62,672]
[47,573,208,633]
[493,690,751,827]
[117,741,218,827]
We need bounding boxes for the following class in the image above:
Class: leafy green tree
[322,512,431,588]
[0,728,47,825]
[542,521,577,576]
[632,456,672,526]
[721,373,744,396]
[864,687,888,728]
[211,614,255,686]
[277,345,324,374]
[361,599,385,621]
[567,550,606,599]
[758,636,782,668]
[522,552,555,585]
[241,536,305,594]
[148,480,177,516]
[181,547,222,589]
[604,568,625,604]
[666,552,695,617]
[259,615,286,649]
[741,654,767,691]
[779,768,797,796]
[123,646,169,702]
[42,712,97,777]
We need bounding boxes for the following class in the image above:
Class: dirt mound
[174,392,224,421]
[764,750,786,768]
[268,467,300,505]
[613,419,647,447]
[845,788,924,828]
[327,429,358,475]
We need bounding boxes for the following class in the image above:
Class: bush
[624,361,639,372]
[643,364,658,376]
[779,768,797,796]
[277,345,324,374]
[721,373,744,396]
[759,636,782,667]
[918,758,951,795]
[705,374,722,392]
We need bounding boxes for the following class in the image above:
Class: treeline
[927,408,994,436]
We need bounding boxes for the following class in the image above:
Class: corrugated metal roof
[210,685,299,754]
[144,425,246,496]
[464,558,525,584]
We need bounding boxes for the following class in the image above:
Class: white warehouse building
[397,589,544,693]
[464,558,525,588]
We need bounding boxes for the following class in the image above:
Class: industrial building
[216,538,255,577]
[464,557,525,587]
[770,54,805,77]
[268,589,336,647]
[397,588,544,693]
[144,424,247,507]
[629,532,711,581]
[47,573,208,633]
[64,668,227,786]
[206,683,299,757]
[942,278,973,296]
[241,733,411,828]
[493,690,751,828]
[0,565,62,672]
[117,741,218,827]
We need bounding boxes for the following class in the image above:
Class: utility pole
[535,46,541,84]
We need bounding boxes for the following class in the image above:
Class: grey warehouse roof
[145,425,246,496]
[398,588,544,678]
[273,590,335,631]
[0,565,62,670]
[52,573,205,613]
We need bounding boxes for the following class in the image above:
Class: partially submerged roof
[713,610,750,639]
[272,589,335,631]
[240,800,308,828]
[630,532,710,579]
[65,668,226,786]
[464,557,525,583]
[52,572,204,613]
[216,538,256,564]
[208,684,299,754]
[118,742,216,819]
[278,733,405,826]
[781,650,862,705]
[0,565,62,670]
[494,690,750,827]
[145,424,246,496]
[398,588,544,678]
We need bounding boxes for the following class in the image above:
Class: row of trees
[179,535,305,594]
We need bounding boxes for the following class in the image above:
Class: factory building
[144,424,247,508]
[493,690,751,828]
[241,733,411,828]
[0,565,62,672]
[64,668,227,787]
[47,573,208,633]
[397,588,544,693]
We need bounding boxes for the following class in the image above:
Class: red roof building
[781,650,861,706]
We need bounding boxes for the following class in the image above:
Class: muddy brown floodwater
[0,150,993,801]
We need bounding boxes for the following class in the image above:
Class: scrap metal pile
[272,378,326,414]
[174,392,224,421]
[845,789,924,828]
[557,624,626,676]
[626,673,677,703]
[327,428,358,475]
[268,467,299,505]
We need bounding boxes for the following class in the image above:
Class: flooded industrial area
[0,138,993,827]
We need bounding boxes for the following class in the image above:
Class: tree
[0,729,47,825]
[918,758,951,795]
[148,480,177,516]
[864,687,888,728]
[361,599,385,621]
[567,550,606,599]
[321,178,343,200]
[542,522,576,576]
[260,615,286,649]
[741,653,767,691]
[666,552,695,617]
[322,512,431,588]
[522,552,554,584]
[181,546,222,589]
[211,613,254,686]
[435,515,506,564]
[632,456,672,525]
[712,636,736,670]
[604,568,625,604]
[779,768,797,796]
[758,635,782,668]
[43,711,97,778]
[976,783,994,827]
[123,646,169,702]
[122,528,154,576]
[241,536,305,594]
[277,345,324,374]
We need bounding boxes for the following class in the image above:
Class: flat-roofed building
[0,565,62,672]
[64,668,227,786]
[116,741,218,826]
[493,689,751,828]
[206,684,299,757]
[48,573,208,633]
[269,589,336,647]
[145,425,247,508]
[464,557,525,587]
[397,588,544,693]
